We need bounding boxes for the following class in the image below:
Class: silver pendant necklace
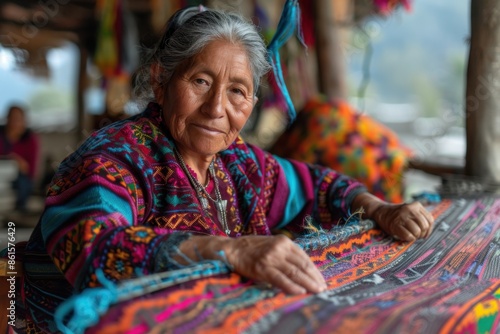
[174,147,230,235]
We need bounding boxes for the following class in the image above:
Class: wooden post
[465,0,500,182]
[314,0,352,100]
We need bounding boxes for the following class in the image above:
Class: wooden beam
[465,0,500,182]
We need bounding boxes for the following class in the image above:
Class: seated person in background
[21,6,434,331]
[0,105,40,212]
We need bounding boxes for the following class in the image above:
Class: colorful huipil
[21,102,366,332]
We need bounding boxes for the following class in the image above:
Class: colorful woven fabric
[65,196,500,334]
[270,96,412,203]
[19,102,366,332]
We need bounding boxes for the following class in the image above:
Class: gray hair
[132,7,271,108]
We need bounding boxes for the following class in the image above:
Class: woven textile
[270,96,412,203]
[70,196,500,333]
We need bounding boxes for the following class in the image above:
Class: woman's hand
[226,235,327,295]
[181,235,326,295]
[374,202,435,241]
[352,192,435,242]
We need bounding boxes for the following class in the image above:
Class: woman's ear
[151,63,165,105]
[253,96,259,108]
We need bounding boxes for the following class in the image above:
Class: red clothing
[0,127,40,179]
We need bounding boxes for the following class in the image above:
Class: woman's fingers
[388,202,435,241]
[264,237,325,294]
[286,246,326,292]
[393,223,417,241]
[265,267,308,295]
[230,235,326,295]
[410,202,434,238]
[420,207,435,238]
[409,204,434,239]
[264,257,325,294]
[416,212,431,238]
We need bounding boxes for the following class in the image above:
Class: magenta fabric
[0,127,40,178]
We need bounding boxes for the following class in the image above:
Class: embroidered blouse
[26,102,367,290]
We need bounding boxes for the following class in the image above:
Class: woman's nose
[202,88,226,117]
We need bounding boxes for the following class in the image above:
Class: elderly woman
[20,6,434,332]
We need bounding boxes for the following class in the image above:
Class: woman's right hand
[179,234,326,295]
[224,235,326,295]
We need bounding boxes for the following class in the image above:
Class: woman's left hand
[353,193,435,242]
[374,201,435,241]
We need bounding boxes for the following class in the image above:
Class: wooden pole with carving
[465,0,500,183]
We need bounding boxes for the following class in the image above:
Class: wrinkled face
[156,39,256,157]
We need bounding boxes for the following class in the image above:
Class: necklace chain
[174,148,230,235]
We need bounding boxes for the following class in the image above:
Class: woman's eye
[194,78,208,85]
[231,88,244,95]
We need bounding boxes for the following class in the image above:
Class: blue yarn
[295,220,376,251]
[54,261,231,333]
[412,191,441,204]
[267,0,305,124]
[55,269,118,334]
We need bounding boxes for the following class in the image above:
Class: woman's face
[156,39,256,158]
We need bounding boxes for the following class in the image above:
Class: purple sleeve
[251,145,367,232]
[41,156,171,290]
